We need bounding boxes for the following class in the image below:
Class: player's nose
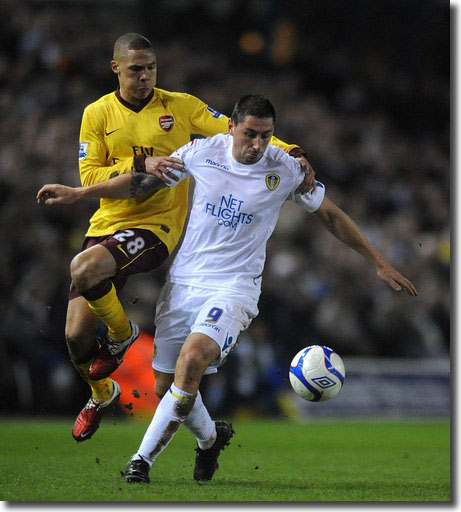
[252,137,263,151]
[139,68,150,81]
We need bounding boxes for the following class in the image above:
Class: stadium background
[0,0,449,421]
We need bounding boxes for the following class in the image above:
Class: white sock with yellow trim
[133,384,196,465]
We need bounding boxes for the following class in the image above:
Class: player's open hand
[145,156,185,183]
[376,263,418,296]
[37,184,80,205]
[295,155,316,194]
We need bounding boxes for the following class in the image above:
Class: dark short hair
[113,33,154,58]
[231,94,276,125]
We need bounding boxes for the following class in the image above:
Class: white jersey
[165,133,325,300]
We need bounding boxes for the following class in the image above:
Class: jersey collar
[115,87,154,113]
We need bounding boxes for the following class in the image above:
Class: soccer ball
[289,345,345,402]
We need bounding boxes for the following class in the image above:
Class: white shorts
[152,282,259,375]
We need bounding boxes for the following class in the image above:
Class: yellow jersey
[79,88,301,254]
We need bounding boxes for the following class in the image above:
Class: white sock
[132,384,196,465]
[183,391,217,450]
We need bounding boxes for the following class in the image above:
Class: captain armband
[133,154,147,172]
[288,147,307,159]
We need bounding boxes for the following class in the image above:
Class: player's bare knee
[70,253,92,291]
[177,349,208,379]
[70,253,101,292]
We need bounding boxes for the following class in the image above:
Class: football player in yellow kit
[60,33,315,442]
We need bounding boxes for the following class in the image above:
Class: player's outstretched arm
[37,172,168,205]
[314,196,418,296]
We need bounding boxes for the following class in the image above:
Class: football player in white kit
[37,95,417,484]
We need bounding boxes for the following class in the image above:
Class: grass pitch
[0,417,450,502]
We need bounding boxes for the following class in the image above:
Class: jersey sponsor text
[205,193,254,230]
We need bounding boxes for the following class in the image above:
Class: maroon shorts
[69,228,169,300]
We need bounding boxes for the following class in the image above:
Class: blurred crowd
[0,0,449,415]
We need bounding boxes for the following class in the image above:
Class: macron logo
[206,159,229,171]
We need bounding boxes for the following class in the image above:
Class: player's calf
[153,371,175,399]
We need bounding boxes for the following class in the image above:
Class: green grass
[0,417,450,502]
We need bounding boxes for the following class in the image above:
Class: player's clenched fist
[37,184,81,205]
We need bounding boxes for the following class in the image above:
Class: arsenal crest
[265,173,280,191]
[159,115,174,132]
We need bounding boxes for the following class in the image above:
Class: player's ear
[111,60,120,75]
[228,119,234,135]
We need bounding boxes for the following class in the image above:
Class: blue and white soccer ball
[289,345,345,402]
